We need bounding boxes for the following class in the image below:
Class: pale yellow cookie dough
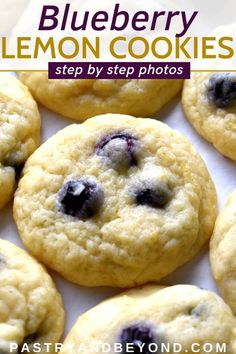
[19,72,182,121]
[0,73,40,209]
[210,190,236,315]
[62,284,236,354]
[14,114,216,287]
[0,239,64,353]
[182,72,236,161]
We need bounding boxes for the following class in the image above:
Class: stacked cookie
[0,74,40,209]
[62,285,236,354]
[19,73,183,121]
[182,72,236,161]
[0,239,64,353]
[1,71,236,353]
[13,114,216,287]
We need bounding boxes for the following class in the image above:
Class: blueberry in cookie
[182,72,236,160]
[95,132,138,171]
[14,114,216,287]
[134,183,172,209]
[0,74,40,209]
[119,324,155,354]
[62,285,236,354]
[207,73,236,108]
[57,178,104,220]
[0,239,64,353]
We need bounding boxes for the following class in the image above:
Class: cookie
[0,239,64,353]
[210,190,236,315]
[62,284,236,354]
[182,72,236,160]
[0,73,40,209]
[19,73,182,121]
[14,114,216,287]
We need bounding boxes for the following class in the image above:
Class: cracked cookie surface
[14,114,216,287]
[0,74,40,209]
[182,72,236,160]
[62,285,236,354]
[210,190,236,315]
[19,73,182,121]
[0,239,64,353]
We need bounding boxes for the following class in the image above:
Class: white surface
[1,87,236,338]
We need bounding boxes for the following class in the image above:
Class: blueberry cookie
[182,72,236,160]
[210,190,236,315]
[0,73,40,209]
[0,239,64,353]
[62,284,236,354]
[19,73,182,121]
[14,114,216,287]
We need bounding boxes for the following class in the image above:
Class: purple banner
[48,62,190,79]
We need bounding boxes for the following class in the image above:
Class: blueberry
[207,73,236,108]
[96,133,138,171]
[119,324,154,354]
[135,185,171,209]
[58,178,104,220]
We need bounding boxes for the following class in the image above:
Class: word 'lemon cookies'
[210,190,236,315]
[14,114,216,287]
[19,73,182,121]
[182,72,236,161]
[62,285,236,354]
[0,73,40,209]
[0,239,64,353]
